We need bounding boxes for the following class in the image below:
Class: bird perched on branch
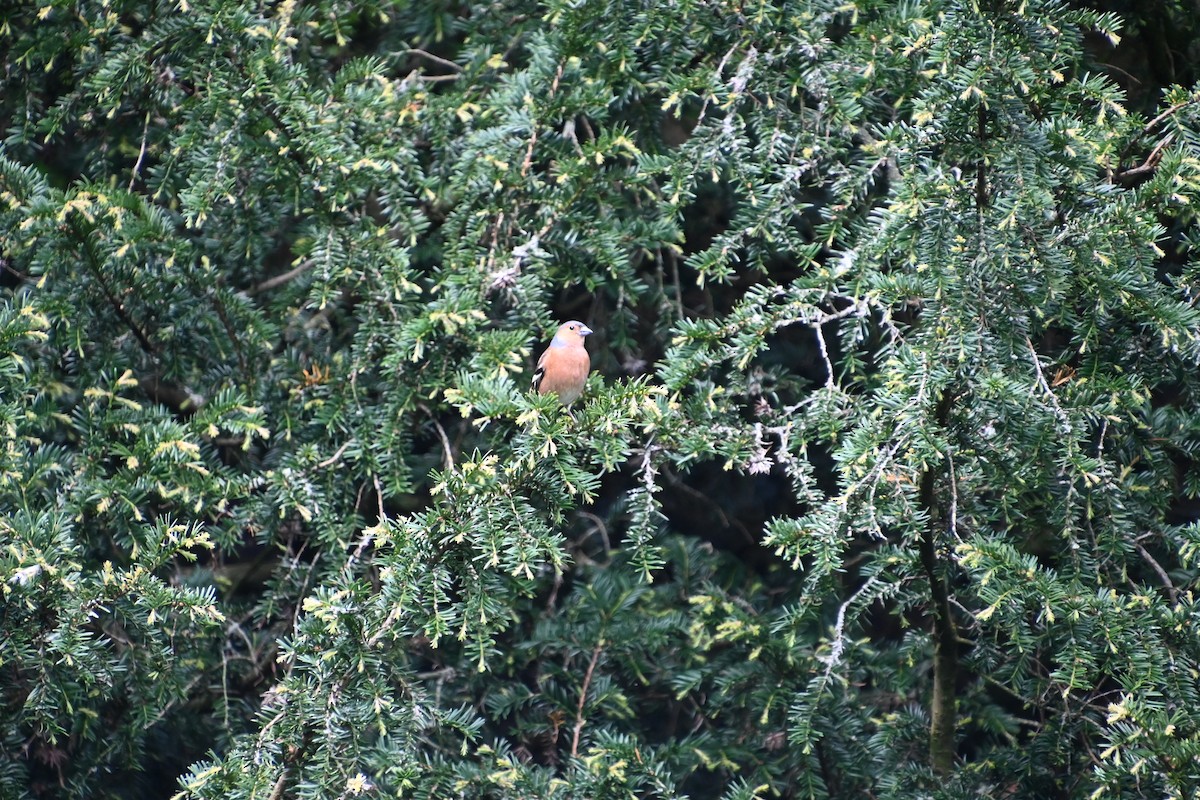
[532,320,592,405]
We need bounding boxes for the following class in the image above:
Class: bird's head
[551,320,593,346]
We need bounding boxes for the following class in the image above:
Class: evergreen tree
[4,1,1200,798]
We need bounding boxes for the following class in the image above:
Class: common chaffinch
[532,320,592,405]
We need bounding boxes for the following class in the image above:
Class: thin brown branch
[571,643,604,757]
[341,529,375,581]
[1135,99,1197,147]
[1111,96,1197,181]
[373,474,385,521]
[268,769,288,800]
[128,111,151,192]
[546,567,564,611]
[418,403,455,471]
[1112,133,1174,187]
[574,510,611,556]
[405,48,463,73]
[249,259,316,295]
[317,440,351,469]
[365,604,406,649]
[520,127,539,177]
[1134,540,1177,604]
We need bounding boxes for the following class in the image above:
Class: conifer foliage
[4,0,1200,798]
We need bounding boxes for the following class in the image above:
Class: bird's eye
[569,325,576,330]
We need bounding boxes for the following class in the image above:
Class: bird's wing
[531,347,550,392]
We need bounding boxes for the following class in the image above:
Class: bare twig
[317,440,351,469]
[354,479,368,518]
[415,667,457,681]
[1142,101,1194,136]
[520,128,540,178]
[813,322,836,389]
[342,530,375,580]
[575,510,612,556]
[268,770,288,800]
[571,643,604,757]
[365,604,406,649]
[405,48,463,73]
[578,115,595,142]
[418,403,455,471]
[819,575,883,676]
[697,43,740,124]
[249,258,316,295]
[373,474,385,521]
[1134,540,1177,604]
[1109,95,1196,183]
[546,567,564,611]
[1112,133,1174,186]
[129,111,151,192]
[1026,337,1072,433]
[946,450,959,542]
[257,706,289,747]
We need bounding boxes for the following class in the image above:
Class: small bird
[532,320,592,405]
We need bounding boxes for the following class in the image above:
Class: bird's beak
[580,325,593,336]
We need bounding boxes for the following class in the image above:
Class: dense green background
[4,0,1200,797]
